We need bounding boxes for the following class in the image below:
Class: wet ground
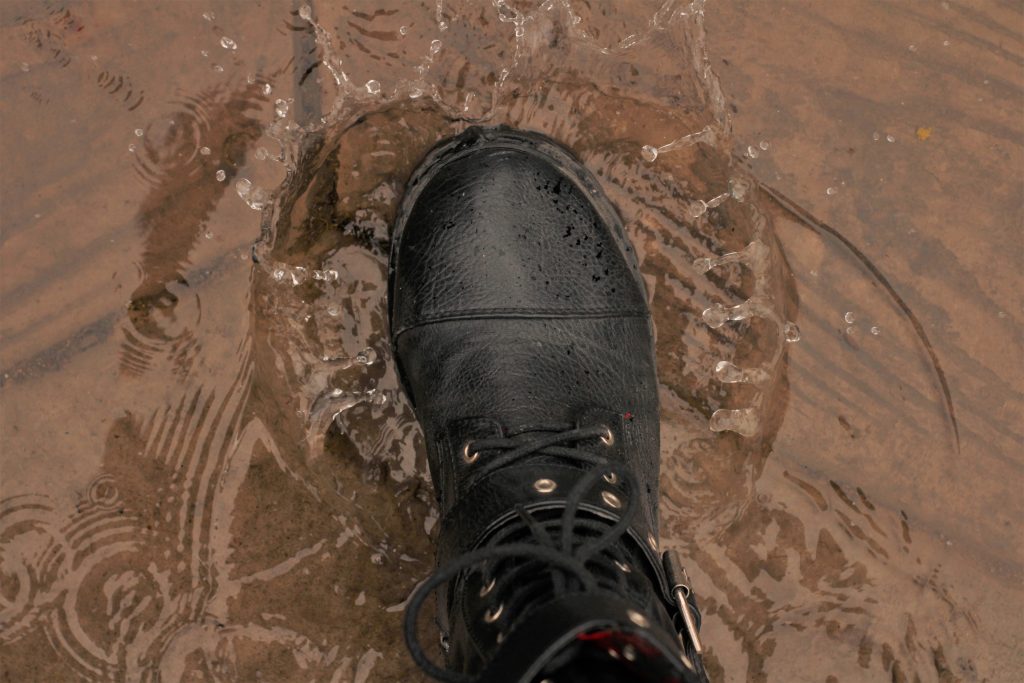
[1,1,1021,682]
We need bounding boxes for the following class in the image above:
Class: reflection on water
[1,1,1017,682]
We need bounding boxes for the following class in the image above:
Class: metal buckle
[662,550,704,655]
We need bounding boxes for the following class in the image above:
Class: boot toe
[390,128,647,337]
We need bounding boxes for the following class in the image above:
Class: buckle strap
[662,550,707,675]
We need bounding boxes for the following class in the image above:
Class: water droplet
[846,326,856,335]
[709,408,759,437]
[327,305,339,317]
[943,40,950,47]
[784,321,801,342]
[128,143,137,153]
[215,169,226,182]
[204,231,213,239]
[640,145,658,162]
[692,257,713,273]
[430,39,443,55]
[746,145,759,159]
[220,36,237,50]
[235,178,269,210]
[213,64,224,73]
[20,62,30,72]
[844,311,856,324]
[438,20,449,31]
[759,140,770,151]
[872,131,881,141]
[199,146,211,156]
[908,44,917,52]
[365,79,381,94]
[826,186,838,196]
[687,200,708,219]
[275,98,289,118]
[886,134,896,143]
[354,348,378,365]
[262,83,272,96]
[870,326,880,335]
[409,87,424,99]
[702,303,728,329]
[134,128,144,137]
[202,11,215,21]
[273,268,285,281]
[399,25,409,36]
[298,5,312,21]
[200,49,209,58]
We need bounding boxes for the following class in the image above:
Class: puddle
[2,1,1020,682]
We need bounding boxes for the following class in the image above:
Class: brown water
[2,1,1021,682]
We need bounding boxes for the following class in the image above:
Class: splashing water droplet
[235,178,269,210]
[844,311,856,324]
[784,321,801,342]
[354,348,379,366]
[692,257,713,273]
[220,37,237,50]
[702,303,729,329]
[688,200,708,219]
[365,79,381,95]
[710,408,760,437]
[641,145,658,162]
[215,169,226,182]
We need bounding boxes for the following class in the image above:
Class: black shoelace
[403,424,645,683]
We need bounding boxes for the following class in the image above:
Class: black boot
[389,127,708,683]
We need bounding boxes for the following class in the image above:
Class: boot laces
[404,423,649,683]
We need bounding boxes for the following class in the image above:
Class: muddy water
[1,2,1021,682]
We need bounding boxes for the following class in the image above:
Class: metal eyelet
[647,533,658,551]
[484,603,504,623]
[533,478,557,494]
[462,442,479,464]
[601,490,622,509]
[600,427,615,446]
[626,609,650,628]
[603,471,618,484]
[479,577,496,597]
[614,560,631,573]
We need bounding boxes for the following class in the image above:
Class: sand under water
[1,1,1021,681]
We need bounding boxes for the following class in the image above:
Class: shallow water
[2,2,1021,682]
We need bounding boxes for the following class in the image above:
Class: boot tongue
[476,591,707,683]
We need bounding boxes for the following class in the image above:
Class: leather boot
[389,126,708,683]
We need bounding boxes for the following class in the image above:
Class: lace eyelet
[600,426,615,446]
[462,442,479,464]
[484,603,504,623]
[626,609,650,628]
[601,490,622,509]
[533,478,557,494]
[479,577,496,597]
